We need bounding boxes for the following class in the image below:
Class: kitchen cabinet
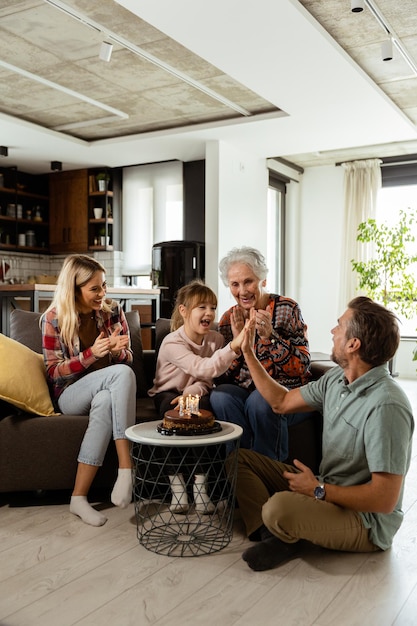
[87,168,121,251]
[0,166,49,252]
[88,170,114,251]
[49,169,88,253]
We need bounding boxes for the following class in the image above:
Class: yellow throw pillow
[0,333,58,416]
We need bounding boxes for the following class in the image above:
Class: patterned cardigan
[216,294,312,390]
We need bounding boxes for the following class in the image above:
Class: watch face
[314,485,326,500]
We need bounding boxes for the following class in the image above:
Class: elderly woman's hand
[255,309,273,339]
[230,307,246,338]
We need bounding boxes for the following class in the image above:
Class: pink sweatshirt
[148,326,237,397]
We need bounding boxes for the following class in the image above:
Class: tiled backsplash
[0,250,133,287]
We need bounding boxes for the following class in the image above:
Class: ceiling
[0,0,417,174]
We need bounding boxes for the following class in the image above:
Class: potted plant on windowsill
[96,172,110,192]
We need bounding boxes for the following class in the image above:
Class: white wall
[205,140,268,316]
[206,154,416,378]
[295,165,345,354]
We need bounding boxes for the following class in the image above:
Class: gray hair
[219,246,268,286]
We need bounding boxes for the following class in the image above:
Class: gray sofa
[0,311,333,495]
[0,308,157,494]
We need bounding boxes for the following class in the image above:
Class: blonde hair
[170,280,217,331]
[43,254,111,347]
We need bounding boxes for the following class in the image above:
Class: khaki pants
[234,449,379,553]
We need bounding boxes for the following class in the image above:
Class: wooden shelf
[89,190,113,197]
[88,217,114,224]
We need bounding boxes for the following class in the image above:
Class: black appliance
[152,240,205,318]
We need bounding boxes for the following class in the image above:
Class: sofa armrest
[143,349,156,389]
[310,359,335,380]
[310,352,334,380]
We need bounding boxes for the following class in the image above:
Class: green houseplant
[96,171,110,192]
[351,208,417,370]
[351,208,417,319]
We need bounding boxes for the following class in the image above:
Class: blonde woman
[41,255,136,526]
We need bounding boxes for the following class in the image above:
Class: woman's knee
[211,385,246,409]
[245,390,274,416]
[114,363,136,388]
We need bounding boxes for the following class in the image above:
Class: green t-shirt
[300,364,414,549]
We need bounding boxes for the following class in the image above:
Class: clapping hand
[230,307,246,338]
[254,308,272,339]
[108,329,129,354]
[92,330,128,358]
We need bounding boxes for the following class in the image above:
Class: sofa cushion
[124,310,148,397]
[10,309,43,353]
[0,333,57,416]
[9,308,149,399]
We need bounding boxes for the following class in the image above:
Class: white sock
[169,474,189,513]
[194,474,215,514]
[70,495,107,527]
[111,468,132,508]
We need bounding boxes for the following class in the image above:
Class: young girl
[41,254,137,527]
[148,280,244,513]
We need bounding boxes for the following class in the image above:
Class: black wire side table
[126,421,242,557]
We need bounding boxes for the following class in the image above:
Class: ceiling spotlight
[0,146,8,157]
[51,160,62,172]
[381,39,393,61]
[351,0,365,12]
[99,41,113,62]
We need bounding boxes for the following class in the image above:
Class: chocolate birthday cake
[162,408,216,432]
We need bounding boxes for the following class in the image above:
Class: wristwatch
[314,483,326,500]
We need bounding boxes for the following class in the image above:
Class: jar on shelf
[33,206,42,222]
[26,230,36,247]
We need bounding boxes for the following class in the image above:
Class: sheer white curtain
[122,161,183,276]
[339,159,382,311]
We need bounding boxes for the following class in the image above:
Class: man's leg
[263,491,378,552]
[243,490,379,571]
[231,448,294,538]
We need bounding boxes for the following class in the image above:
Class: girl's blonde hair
[43,254,111,347]
[170,280,217,331]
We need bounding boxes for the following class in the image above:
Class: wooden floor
[1,378,416,626]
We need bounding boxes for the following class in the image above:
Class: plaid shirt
[42,300,133,400]
[216,294,312,390]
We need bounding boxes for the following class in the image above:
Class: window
[267,173,286,294]
[122,162,183,279]
[376,179,417,337]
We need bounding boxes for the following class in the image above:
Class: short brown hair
[347,296,400,367]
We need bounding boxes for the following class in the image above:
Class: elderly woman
[210,246,313,461]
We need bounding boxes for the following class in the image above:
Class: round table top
[126,420,243,447]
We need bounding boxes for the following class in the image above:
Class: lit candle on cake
[179,395,184,416]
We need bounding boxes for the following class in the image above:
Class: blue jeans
[58,364,136,466]
[210,384,313,461]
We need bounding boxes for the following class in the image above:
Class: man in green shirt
[236,296,414,571]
